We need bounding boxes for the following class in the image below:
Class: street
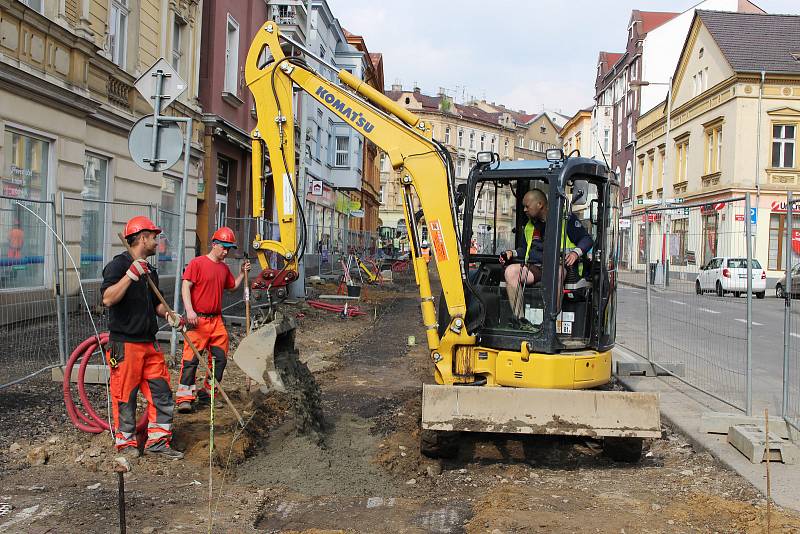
[617,281,794,414]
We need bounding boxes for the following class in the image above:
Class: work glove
[499,250,516,265]
[126,259,150,282]
[167,311,185,330]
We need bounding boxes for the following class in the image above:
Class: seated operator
[498,189,593,328]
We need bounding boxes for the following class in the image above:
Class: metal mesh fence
[783,193,800,433]
[59,196,159,357]
[616,214,649,358]
[0,196,62,389]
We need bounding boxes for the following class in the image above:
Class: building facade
[560,108,594,158]
[0,0,203,297]
[634,10,800,278]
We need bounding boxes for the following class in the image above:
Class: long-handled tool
[243,254,252,391]
[117,233,245,427]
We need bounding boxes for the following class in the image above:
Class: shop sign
[770,200,800,213]
[793,229,800,255]
[700,202,726,214]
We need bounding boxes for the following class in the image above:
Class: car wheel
[734,291,741,298]
[695,281,702,295]
[756,291,765,300]
[716,281,724,297]
[777,284,785,299]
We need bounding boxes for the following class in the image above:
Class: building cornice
[0,61,97,116]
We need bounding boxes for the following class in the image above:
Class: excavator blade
[231,313,297,392]
[422,384,661,438]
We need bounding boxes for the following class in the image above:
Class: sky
[326,0,800,117]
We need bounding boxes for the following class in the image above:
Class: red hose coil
[63,333,147,434]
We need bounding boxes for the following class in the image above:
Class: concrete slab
[52,364,109,384]
[616,361,685,377]
[728,424,799,464]
[421,384,661,438]
[614,344,800,512]
[701,412,790,439]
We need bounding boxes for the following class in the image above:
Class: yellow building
[560,108,593,158]
[634,10,800,277]
[0,0,203,296]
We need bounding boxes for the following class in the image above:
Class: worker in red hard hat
[176,226,250,413]
[100,216,184,460]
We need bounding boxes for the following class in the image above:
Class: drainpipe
[754,71,765,253]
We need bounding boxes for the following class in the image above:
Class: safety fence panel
[59,195,159,358]
[616,212,649,359]
[0,196,62,389]
[783,193,800,433]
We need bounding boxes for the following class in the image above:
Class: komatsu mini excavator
[235,21,660,461]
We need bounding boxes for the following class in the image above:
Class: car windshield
[727,259,762,269]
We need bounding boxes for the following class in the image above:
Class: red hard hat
[211,226,237,248]
[124,216,161,238]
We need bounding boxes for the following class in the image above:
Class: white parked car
[695,257,766,299]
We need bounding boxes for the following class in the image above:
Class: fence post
[784,192,793,418]
[60,192,70,357]
[52,197,66,366]
[645,211,652,362]
[745,193,753,416]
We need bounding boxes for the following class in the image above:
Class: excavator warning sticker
[283,173,294,215]
[429,220,448,262]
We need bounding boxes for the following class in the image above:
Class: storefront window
[159,175,181,275]
[702,213,718,265]
[671,218,688,266]
[769,213,800,270]
[637,222,647,265]
[1,130,50,288]
[81,155,108,279]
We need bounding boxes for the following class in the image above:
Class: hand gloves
[126,259,150,282]
[167,311,185,330]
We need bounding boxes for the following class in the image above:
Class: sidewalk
[617,270,696,293]
[614,345,800,513]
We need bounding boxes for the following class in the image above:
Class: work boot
[196,389,224,409]
[119,445,141,459]
[144,442,184,460]
[177,401,193,414]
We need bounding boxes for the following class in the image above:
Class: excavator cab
[459,152,618,357]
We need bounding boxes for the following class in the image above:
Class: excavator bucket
[231,313,297,392]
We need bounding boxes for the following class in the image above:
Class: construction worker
[100,216,184,460]
[499,189,592,328]
[420,240,431,264]
[176,226,250,413]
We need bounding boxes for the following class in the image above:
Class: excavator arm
[245,21,474,381]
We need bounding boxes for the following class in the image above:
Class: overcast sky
[326,0,800,116]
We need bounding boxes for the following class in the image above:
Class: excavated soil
[1,279,800,533]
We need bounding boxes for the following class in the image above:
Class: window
[81,154,109,280]
[658,148,665,189]
[626,117,632,144]
[159,175,181,275]
[575,133,582,153]
[319,45,325,60]
[503,139,509,157]
[476,191,484,213]
[772,124,796,168]
[616,108,622,150]
[637,156,645,193]
[529,140,535,150]
[456,157,464,178]
[769,213,800,270]
[702,212,718,265]
[458,129,463,147]
[469,131,475,149]
[675,138,689,183]
[315,125,322,160]
[518,135,524,148]
[444,127,451,145]
[603,128,610,153]
[704,124,722,174]
[540,125,546,134]
[501,193,508,214]
[480,134,485,151]
[109,0,129,68]
[216,157,231,229]
[171,16,186,74]
[21,0,43,12]
[647,152,654,191]
[335,136,349,167]
[490,136,496,152]
[224,15,240,94]
[671,218,688,266]
[379,186,384,204]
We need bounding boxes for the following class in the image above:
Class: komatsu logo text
[315,86,375,134]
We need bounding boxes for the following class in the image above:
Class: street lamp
[631,78,673,286]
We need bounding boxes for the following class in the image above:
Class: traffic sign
[735,214,745,222]
[665,198,684,204]
[134,58,187,113]
[637,198,660,205]
[128,114,183,171]
[750,207,757,225]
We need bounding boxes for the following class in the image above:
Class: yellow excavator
[234,21,660,461]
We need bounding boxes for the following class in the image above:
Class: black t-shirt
[100,252,160,343]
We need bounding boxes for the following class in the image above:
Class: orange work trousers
[106,341,174,450]
[176,315,229,404]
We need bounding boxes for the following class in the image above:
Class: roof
[385,90,522,129]
[697,10,800,74]
[635,10,680,34]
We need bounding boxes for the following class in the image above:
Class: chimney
[413,84,421,94]
[438,87,446,96]
[391,83,402,92]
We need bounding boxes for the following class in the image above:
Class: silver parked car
[776,264,800,298]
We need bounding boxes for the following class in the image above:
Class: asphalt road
[616,281,800,415]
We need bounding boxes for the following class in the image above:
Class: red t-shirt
[183,255,235,314]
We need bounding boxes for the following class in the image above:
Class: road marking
[698,308,720,314]
[734,318,764,326]
[669,300,687,306]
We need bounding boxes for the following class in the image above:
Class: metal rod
[170,117,193,358]
[53,196,65,365]
[645,211,652,362]
[745,193,753,416]
[116,469,126,534]
[61,192,70,359]
[783,192,793,417]
[148,71,164,169]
